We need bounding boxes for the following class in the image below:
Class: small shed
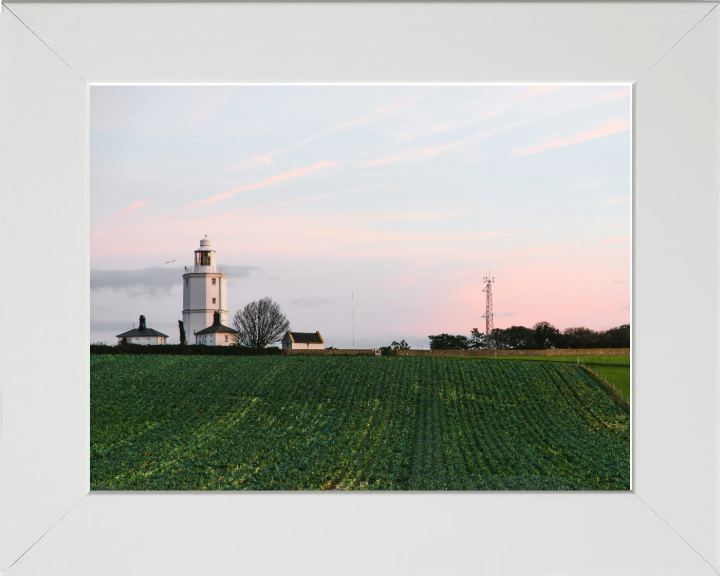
[282,330,325,350]
[194,311,238,346]
[117,315,169,345]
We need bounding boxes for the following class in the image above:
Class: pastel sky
[90,85,631,348]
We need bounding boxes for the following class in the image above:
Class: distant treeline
[91,343,281,356]
[428,323,630,351]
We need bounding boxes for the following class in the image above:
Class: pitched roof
[195,310,239,335]
[286,331,324,344]
[195,324,238,335]
[116,327,169,338]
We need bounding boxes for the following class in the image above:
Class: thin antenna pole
[352,291,355,350]
[350,291,362,350]
[482,271,495,335]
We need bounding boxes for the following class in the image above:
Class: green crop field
[584,365,630,401]
[483,355,631,400]
[91,355,630,491]
[491,354,630,365]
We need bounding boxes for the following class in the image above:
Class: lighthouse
[182,236,229,339]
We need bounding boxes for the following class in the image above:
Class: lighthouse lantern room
[182,236,229,339]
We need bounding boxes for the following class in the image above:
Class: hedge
[90,344,281,356]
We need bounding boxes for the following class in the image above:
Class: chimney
[139,315,146,330]
[213,311,220,326]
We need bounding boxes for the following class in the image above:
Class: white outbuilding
[281,331,325,350]
[116,315,169,345]
[195,311,238,346]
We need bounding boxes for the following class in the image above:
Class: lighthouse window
[212,278,216,285]
[194,252,211,266]
[212,298,217,304]
[185,279,188,287]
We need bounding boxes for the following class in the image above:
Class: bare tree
[232,297,290,348]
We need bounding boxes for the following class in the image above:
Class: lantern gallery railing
[184,266,227,274]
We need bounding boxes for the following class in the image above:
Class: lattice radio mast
[482,272,495,334]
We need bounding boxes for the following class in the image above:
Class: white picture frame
[1,2,718,574]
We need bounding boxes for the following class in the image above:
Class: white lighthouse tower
[182,236,229,339]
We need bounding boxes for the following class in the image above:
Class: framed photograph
[1,2,718,575]
[88,82,632,494]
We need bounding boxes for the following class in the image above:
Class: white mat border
[1,3,718,574]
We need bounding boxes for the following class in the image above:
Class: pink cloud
[193,161,340,207]
[361,144,452,166]
[340,98,415,130]
[209,185,385,221]
[467,86,562,125]
[232,219,526,248]
[112,200,150,220]
[355,213,455,223]
[229,152,274,171]
[512,119,630,158]
[478,242,578,261]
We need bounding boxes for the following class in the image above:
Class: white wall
[116,336,164,345]
[182,272,228,338]
[195,332,234,346]
[290,342,324,350]
[281,335,324,350]
[214,333,234,346]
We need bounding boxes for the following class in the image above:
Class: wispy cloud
[512,119,630,158]
[378,86,562,144]
[259,227,527,246]
[361,113,551,167]
[482,85,560,120]
[209,184,386,221]
[226,94,422,172]
[409,260,440,269]
[485,242,577,260]
[229,153,273,171]
[340,98,416,130]
[194,161,340,207]
[361,144,452,166]
[355,213,456,223]
[112,200,150,220]
[91,266,257,297]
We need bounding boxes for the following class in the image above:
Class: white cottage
[282,331,325,350]
[195,311,238,346]
[117,315,168,345]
